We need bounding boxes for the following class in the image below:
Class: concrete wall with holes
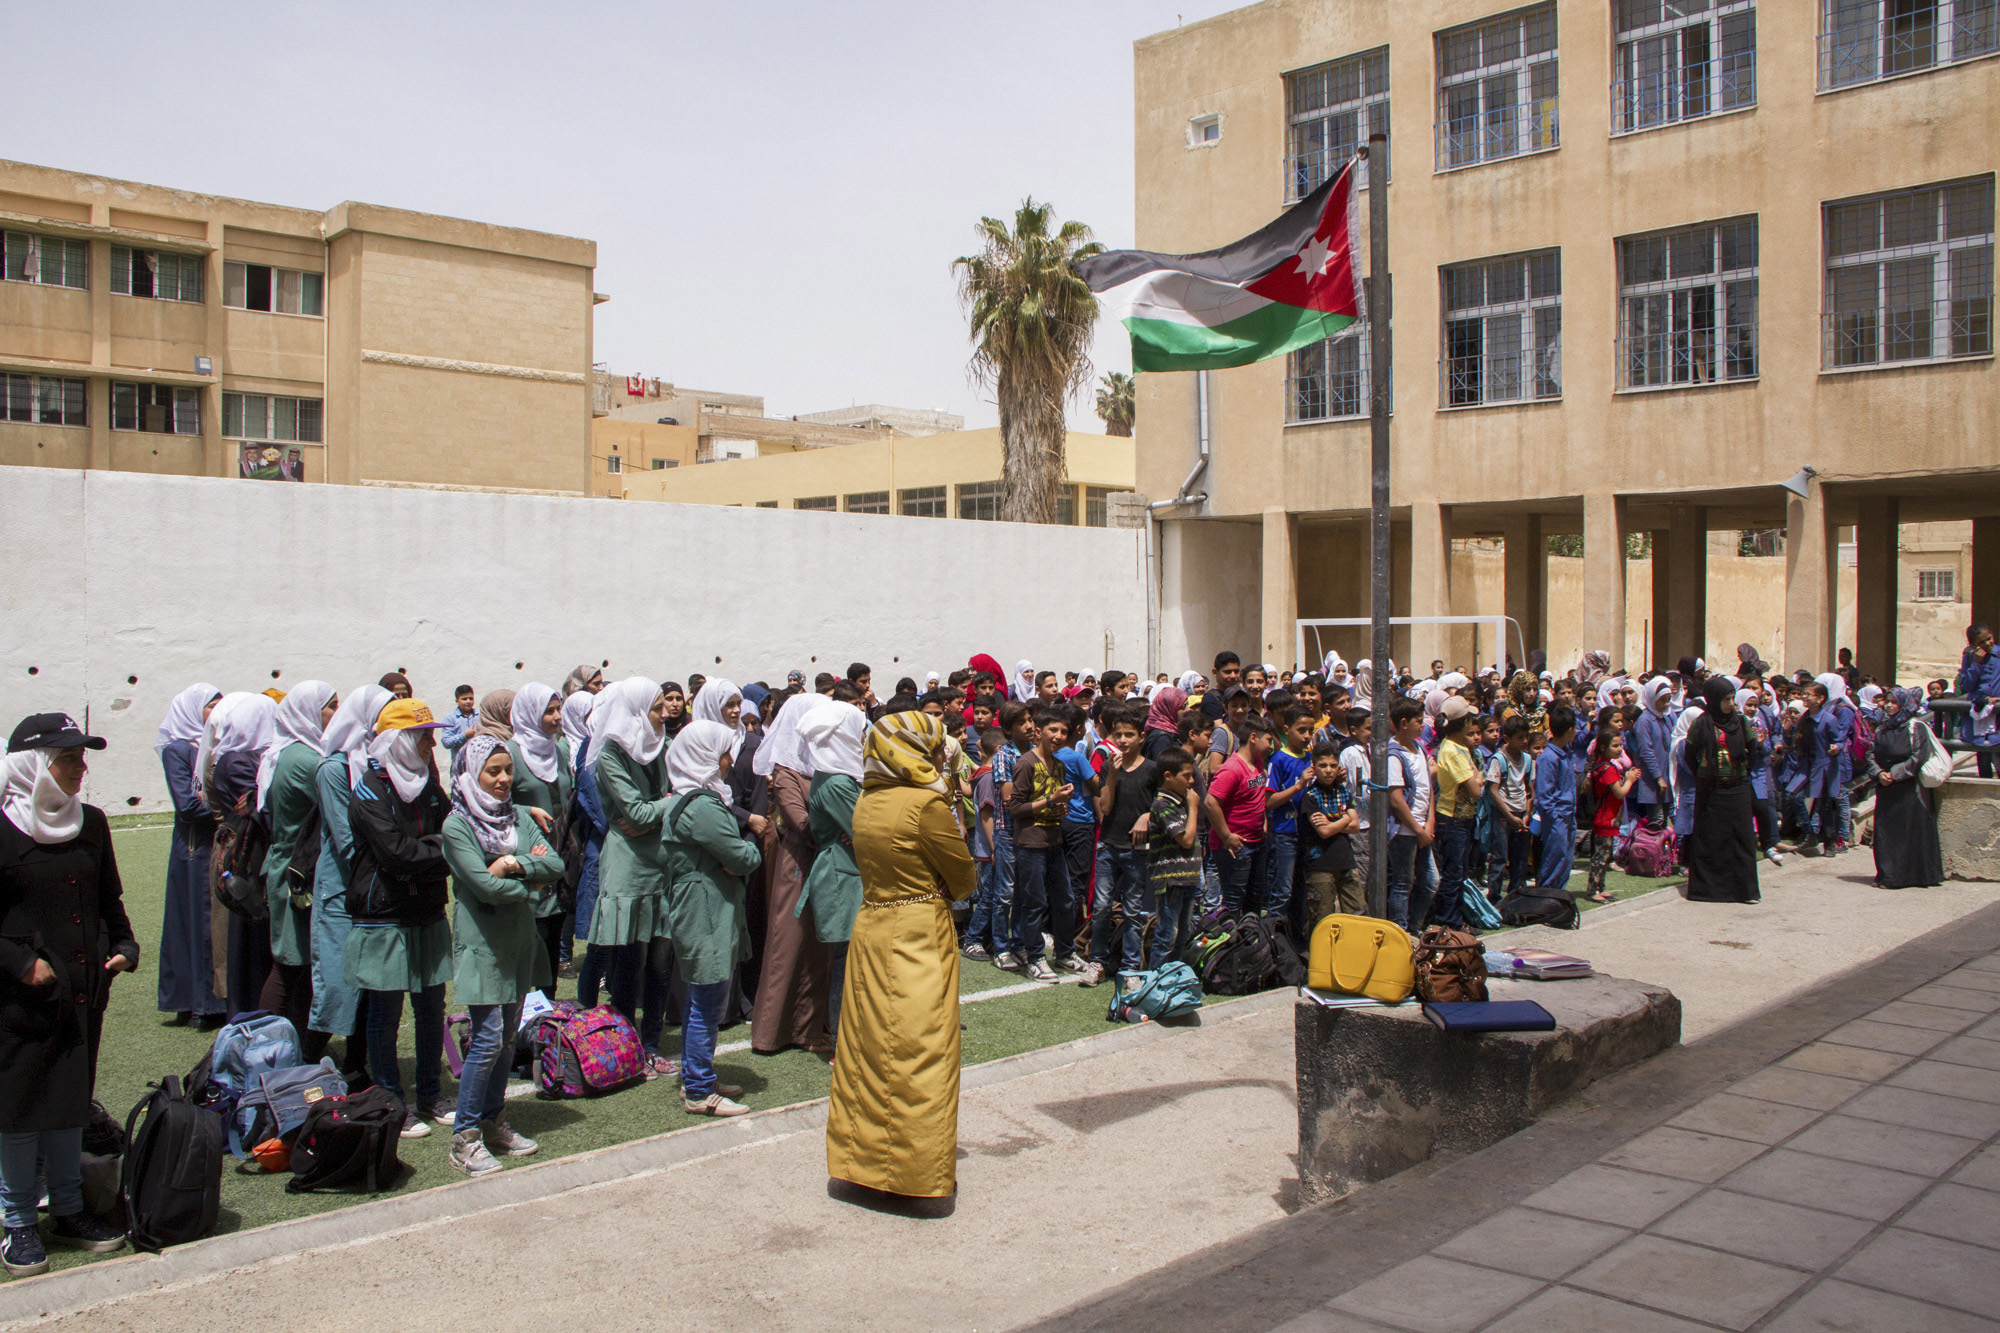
[0,465,1147,813]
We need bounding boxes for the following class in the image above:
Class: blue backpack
[191,1012,302,1116]
[231,1058,348,1159]
[1107,962,1205,1023]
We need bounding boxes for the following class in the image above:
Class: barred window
[1615,0,1756,133]
[1917,568,1956,599]
[2,231,88,289]
[845,491,889,514]
[1441,250,1562,406]
[1285,47,1388,202]
[1619,217,1759,387]
[1824,177,1993,368]
[1085,486,1128,528]
[795,495,836,511]
[1820,0,1999,89]
[1054,486,1079,525]
[1290,278,1390,422]
[110,246,204,302]
[958,481,1003,521]
[1,374,86,426]
[224,261,324,316]
[899,486,947,518]
[1435,3,1559,170]
[223,392,323,442]
[111,382,201,434]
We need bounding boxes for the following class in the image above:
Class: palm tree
[955,200,1103,523]
[1095,371,1135,437]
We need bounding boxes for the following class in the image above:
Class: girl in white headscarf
[1011,660,1036,703]
[1176,669,1204,695]
[155,683,224,1024]
[692,678,746,756]
[749,691,831,1055]
[309,684,389,1077]
[506,683,572,987]
[559,690,614,1007]
[560,691,594,775]
[198,692,277,1014]
[797,701,867,1046]
[586,677,677,1077]
[1631,676,1676,826]
[256,680,337,1041]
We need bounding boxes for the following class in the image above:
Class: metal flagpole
[1363,136,1393,920]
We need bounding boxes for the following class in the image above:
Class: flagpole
[1363,136,1392,921]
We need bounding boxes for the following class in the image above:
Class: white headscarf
[799,701,865,780]
[509,683,562,785]
[196,692,276,788]
[1640,677,1673,715]
[666,719,735,801]
[2,749,83,845]
[257,680,335,809]
[560,691,594,773]
[1596,676,1629,712]
[1439,671,1469,693]
[923,671,941,693]
[1011,660,1035,703]
[692,677,745,756]
[591,676,667,766]
[323,685,392,789]
[1321,650,1348,683]
[155,683,219,757]
[1176,669,1203,694]
[1858,683,1883,711]
[366,724,435,803]
[451,734,519,855]
[755,692,818,779]
[1816,673,1850,705]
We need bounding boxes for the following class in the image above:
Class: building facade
[1,159,598,493]
[1132,0,1997,682]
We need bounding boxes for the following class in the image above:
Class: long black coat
[0,805,139,1131]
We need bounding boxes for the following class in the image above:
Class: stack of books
[1482,947,1593,980]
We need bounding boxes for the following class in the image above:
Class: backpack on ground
[287,1086,407,1194]
[1196,915,1299,996]
[536,1004,645,1098]
[1106,962,1205,1023]
[121,1076,224,1252]
[80,1099,126,1220]
[1413,925,1489,1003]
[190,1011,302,1116]
[1623,823,1679,878]
[1180,922,1236,975]
[449,992,565,1078]
[1498,887,1580,931]
[230,1058,348,1160]
[1458,880,1504,931]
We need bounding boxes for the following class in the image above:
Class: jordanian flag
[1080,159,1360,373]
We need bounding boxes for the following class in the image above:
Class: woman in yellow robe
[825,711,979,1200]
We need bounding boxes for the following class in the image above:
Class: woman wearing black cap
[0,713,136,1275]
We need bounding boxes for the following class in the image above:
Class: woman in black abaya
[1684,677,1761,904]
[1867,687,1945,890]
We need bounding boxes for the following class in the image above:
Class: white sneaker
[994,951,1025,972]
[1026,959,1058,983]
[1765,849,1785,867]
[1077,961,1106,987]
[682,1093,749,1117]
[450,1127,500,1175]
[481,1117,538,1157]
[1053,953,1088,974]
[399,1110,432,1139]
[961,943,992,962]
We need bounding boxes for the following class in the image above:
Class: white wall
[0,467,1146,813]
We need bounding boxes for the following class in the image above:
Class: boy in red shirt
[1203,714,1279,917]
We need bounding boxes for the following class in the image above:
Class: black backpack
[1499,888,1581,931]
[121,1076,224,1252]
[287,1086,407,1194]
[1199,915,1300,995]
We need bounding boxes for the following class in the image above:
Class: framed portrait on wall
[240,442,303,481]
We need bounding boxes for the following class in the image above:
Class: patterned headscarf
[451,734,519,855]
[1146,686,1188,735]
[863,711,947,794]
[1577,651,1611,686]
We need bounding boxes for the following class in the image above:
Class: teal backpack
[1107,961,1205,1023]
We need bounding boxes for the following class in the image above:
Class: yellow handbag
[1307,913,1417,1003]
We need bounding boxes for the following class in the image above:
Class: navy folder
[1422,1000,1556,1032]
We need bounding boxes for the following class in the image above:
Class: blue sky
[4,1,1243,428]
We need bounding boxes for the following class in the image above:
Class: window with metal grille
[1441,250,1562,405]
[605,454,621,474]
[1824,177,1993,368]
[1820,0,1998,89]
[756,501,779,508]
[224,261,324,316]
[1054,486,1078,525]
[796,495,836,510]
[1085,486,1130,528]
[1619,217,1759,387]
[1285,47,1389,202]
[1917,567,1956,599]
[109,246,203,302]
[222,392,323,442]
[111,382,201,434]
[2,231,88,288]
[1289,278,1389,422]
[1,373,86,426]
[899,486,947,518]
[1435,4,1559,170]
[959,481,1003,521]
[1615,0,1756,133]
[846,491,889,514]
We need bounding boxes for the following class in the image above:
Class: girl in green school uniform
[585,677,676,1076]
[505,683,571,990]
[257,681,336,1046]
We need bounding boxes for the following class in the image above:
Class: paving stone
[1668,1092,1821,1145]
[1953,1145,2000,1192]
[1838,1229,2000,1319]
[1839,1084,2000,1138]
[1972,1013,2000,1042]
[1961,953,2000,974]
[1729,1066,1867,1111]
[1520,1164,1704,1229]
[1723,1149,1932,1220]
[1786,1114,1982,1176]
[1650,1190,1875,1270]
[1327,1254,1544,1333]
[1267,1309,1410,1333]
[1568,1234,1811,1329]
[1483,1286,1717,1333]
[1906,983,2000,1014]
[1601,1126,1770,1182]
[1870,1000,1985,1033]
[1431,1206,1629,1281]
[1821,1018,1950,1056]
[1779,1042,1915,1081]
[1930,1035,2000,1072]
[1942,966,2000,993]
[1887,1059,2000,1106]
[1898,1182,2000,1249]
[1762,1279,2000,1332]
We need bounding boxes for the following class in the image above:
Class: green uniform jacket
[260,742,321,966]
[504,736,572,919]
[798,772,862,944]
[590,741,671,945]
[443,810,563,1005]
[661,789,761,986]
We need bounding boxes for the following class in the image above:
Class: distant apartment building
[0,159,598,492]
[794,404,964,436]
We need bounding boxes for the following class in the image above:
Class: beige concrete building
[1,159,598,492]
[615,425,1137,524]
[1131,0,1998,684]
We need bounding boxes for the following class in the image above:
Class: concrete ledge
[1295,974,1680,1205]
[1937,775,2000,880]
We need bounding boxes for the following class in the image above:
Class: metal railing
[1618,326,1759,386]
[1820,8,2000,89]
[1611,52,1755,133]
[1433,97,1559,171]
[1822,296,1993,368]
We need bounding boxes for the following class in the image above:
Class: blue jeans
[681,979,731,1098]
[1148,877,1195,970]
[1090,844,1148,973]
[1488,825,1532,901]
[366,983,446,1108]
[0,1128,82,1228]
[453,1002,521,1129]
[1215,840,1267,917]
[964,849,1012,955]
[1537,813,1576,892]
[1387,836,1436,931]
[1265,829,1300,922]
[1199,849,1222,918]
[1433,816,1475,929]
[1011,843,1074,964]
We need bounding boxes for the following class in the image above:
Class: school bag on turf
[230,1058,347,1159]
[1624,823,1678,878]
[80,1099,126,1221]
[1180,922,1236,975]
[1198,915,1298,996]
[1458,879,1504,931]
[286,1086,406,1194]
[121,1075,224,1252]
[189,1011,302,1115]
[536,1004,645,1097]
[1106,962,1204,1023]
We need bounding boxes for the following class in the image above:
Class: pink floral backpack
[535,1004,644,1098]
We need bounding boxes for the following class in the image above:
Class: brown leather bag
[1413,926,1488,1003]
